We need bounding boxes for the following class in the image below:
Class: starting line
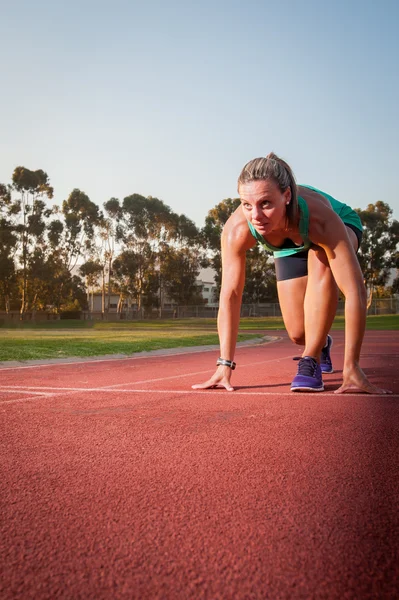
[0,384,397,406]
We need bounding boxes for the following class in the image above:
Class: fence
[0,297,398,323]
[0,311,60,323]
[79,296,399,319]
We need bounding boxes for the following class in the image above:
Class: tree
[355,202,399,305]
[60,188,102,273]
[112,247,158,316]
[160,246,206,306]
[79,260,103,313]
[0,184,18,312]
[1,173,96,315]
[115,194,205,313]
[11,167,54,315]
[120,194,177,246]
[48,188,103,314]
[100,198,121,313]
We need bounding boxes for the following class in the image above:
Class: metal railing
[78,296,399,320]
[0,297,398,322]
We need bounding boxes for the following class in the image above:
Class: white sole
[291,386,324,392]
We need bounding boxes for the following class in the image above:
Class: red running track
[0,331,398,599]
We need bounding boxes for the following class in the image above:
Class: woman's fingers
[191,379,234,392]
[334,365,393,395]
[334,382,392,395]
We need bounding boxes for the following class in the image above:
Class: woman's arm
[310,208,391,394]
[192,212,254,391]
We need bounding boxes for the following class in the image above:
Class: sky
[1,0,398,227]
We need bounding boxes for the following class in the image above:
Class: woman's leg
[302,227,359,360]
[302,246,339,360]
[277,276,308,345]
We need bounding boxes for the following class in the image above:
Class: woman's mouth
[254,222,268,229]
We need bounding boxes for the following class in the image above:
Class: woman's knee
[309,246,330,270]
[287,330,305,345]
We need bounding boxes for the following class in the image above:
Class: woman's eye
[262,202,270,208]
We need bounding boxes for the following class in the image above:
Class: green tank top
[247,185,363,258]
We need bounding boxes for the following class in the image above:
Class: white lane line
[0,389,89,405]
[2,350,395,404]
[0,389,55,396]
[1,388,398,404]
[1,396,64,404]
[0,353,300,394]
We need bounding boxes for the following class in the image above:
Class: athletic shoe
[320,334,334,373]
[291,356,324,392]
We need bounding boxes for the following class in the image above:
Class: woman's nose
[252,206,262,220]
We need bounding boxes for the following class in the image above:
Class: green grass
[0,314,397,362]
[0,329,257,362]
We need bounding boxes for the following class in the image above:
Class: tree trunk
[56,282,65,314]
[86,277,91,314]
[158,274,162,318]
[20,267,28,318]
[102,268,105,315]
[20,193,28,319]
[107,258,112,314]
[366,287,373,310]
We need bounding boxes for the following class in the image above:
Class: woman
[193,153,390,394]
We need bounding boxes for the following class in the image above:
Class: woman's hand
[334,364,392,395]
[192,366,235,391]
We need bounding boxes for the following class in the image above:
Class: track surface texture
[1,330,398,599]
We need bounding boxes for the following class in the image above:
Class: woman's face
[239,179,291,236]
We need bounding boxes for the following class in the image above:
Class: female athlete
[193,153,391,394]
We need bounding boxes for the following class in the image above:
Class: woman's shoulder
[298,185,333,211]
[299,186,345,245]
[222,206,256,250]
[298,185,337,230]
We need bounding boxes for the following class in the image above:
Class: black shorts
[274,224,363,282]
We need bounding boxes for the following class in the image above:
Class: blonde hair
[238,152,298,228]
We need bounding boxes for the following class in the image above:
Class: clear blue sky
[1,0,398,226]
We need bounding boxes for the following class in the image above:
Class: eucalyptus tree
[0,183,18,311]
[99,197,121,313]
[160,245,206,306]
[107,193,207,314]
[157,213,206,311]
[41,188,102,312]
[355,201,399,305]
[60,188,102,272]
[120,194,177,247]
[79,259,103,313]
[112,248,158,316]
[1,171,97,314]
[117,194,185,312]
[11,167,54,314]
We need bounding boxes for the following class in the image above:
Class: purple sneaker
[320,334,334,373]
[291,356,324,392]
